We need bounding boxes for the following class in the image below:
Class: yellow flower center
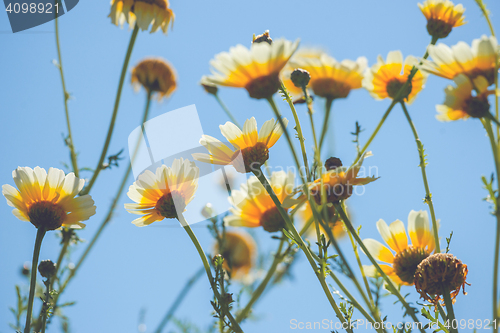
[245,74,281,99]
[464,95,490,118]
[311,78,351,99]
[155,190,185,219]
[392,246,430,284]
[426,18,453,39]
[28,201,66,230]
[386,79,412,101]
[260,207,286,232]
[231,142,269,173]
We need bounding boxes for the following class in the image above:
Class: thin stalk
[353,100,397,165]
[346,225,375,308]
[252,168,353,333]
[214,94,240,128]
[319,97,334,151]
[442,286,458,333]
[52,91,153,316]
[179,216,243,333]
[40,277,51,333]
[328,271,384,333]
[24,227,46,333]
[154,267,204,333]
[352,35,438,165]
[80,25,139,196]
[55,12,78,177]
[333,202,425,333]
[400,102,440,253]
[279,81,310,179]
[266,97,302,177]
[483,118,500,331]
[236,238,285,322]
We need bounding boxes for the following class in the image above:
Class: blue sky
[1,0,500,332]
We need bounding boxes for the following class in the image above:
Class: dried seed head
[414,253,469,306]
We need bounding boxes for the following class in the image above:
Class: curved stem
[266,97,302,177]
[483,118,500,331]
[24,228,46,333]
[442,286,458,333]
[328,271,384,333]
[51,91,153,316]
[319,97,334,151]
[352,36,438,165]
[214,94,241,128]
[236,238,285,322]
[333,202,425,333]
[154,267,204,333]
[353,100,397,165]
[400,102,440,253]
[55,13,79,177]
[80,25,139,196]
[180,217,243,333]
[252,168,353,333]
[279,81,310,179]
[40,277,51,333]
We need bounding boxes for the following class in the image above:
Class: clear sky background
[1,1,500,332]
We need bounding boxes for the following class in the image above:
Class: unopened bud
[290,68,311,88]
[325,157,343,171]
[200,76,218,95]
[38,260,57,279]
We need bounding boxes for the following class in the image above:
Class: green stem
[483,118,500,331]
[236,238,285,322]
[80,25,139,196]
[24,228,46,333]
[279,81,310,179]
[252,169,353,333]
[442,286,458,333]
[352,35,438,165]
[400,102,440,253]
[180,217,243,333]
[154,267,204,333]
[328,272,385,333]
[214,94,241,128]
[40,277,51,333]
[52,91,153,315]
[55,12,79,177]
[333,202,425,333]
[266,97,302,177]
[319,97,334,151]
[353,100,397,165]
[346,224,376,309]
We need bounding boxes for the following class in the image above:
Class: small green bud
[290,68,311,88]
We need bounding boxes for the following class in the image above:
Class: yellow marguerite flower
[363,210,436,286]
[287,48,367,100]
[418,0,466,39]
[192,117,288,173]
[422,35,499,86]
[214,230,257,280]
[2,167,96,230]
[297,202,346,240]
[205,38,299,99]
[131,58,177,100]
[310,153,378,204]
[224,171,294,232]
[124,158,199,226]
[436,74,490,121]
[109,0,174,34]
[363,51,428,104]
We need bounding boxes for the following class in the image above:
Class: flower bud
[290,68,311,88]
[38,260,57,279]
[253,30,272,45]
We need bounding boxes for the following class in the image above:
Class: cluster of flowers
[4,0,498,331]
